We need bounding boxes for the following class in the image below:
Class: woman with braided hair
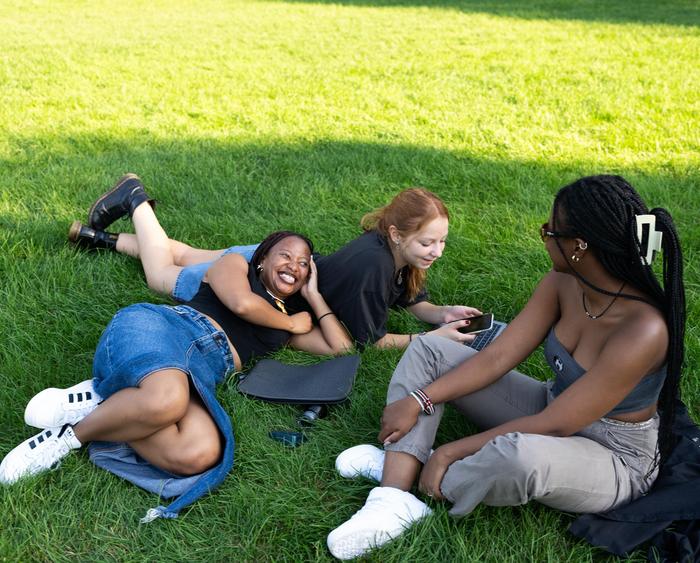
[326,175,686,560]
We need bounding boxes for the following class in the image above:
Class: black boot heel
[68,221,119,251]
[87,173,156,231]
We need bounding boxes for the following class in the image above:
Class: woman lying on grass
[69,181,481,348]
[0,178,351,521]
[326,175,686,560]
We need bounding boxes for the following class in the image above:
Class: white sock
[60,425,82,449]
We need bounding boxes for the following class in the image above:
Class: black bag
[237,354,361,404]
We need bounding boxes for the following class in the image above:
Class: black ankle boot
[87,173,156,231]
[68,221,119,251]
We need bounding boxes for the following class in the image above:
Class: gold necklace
[582,282,626,320]
[265,289,287,314]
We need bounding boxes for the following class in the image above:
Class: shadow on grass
[265,0,700,27]
[3,132,698,232]
[1,131,697,349]
[1,133,697,310]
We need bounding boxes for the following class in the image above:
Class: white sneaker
[327,487,432,560]
[24,379,102,428]
[335,444,385,482]
[0,425,82,484]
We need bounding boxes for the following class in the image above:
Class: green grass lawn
[1,0,698,560]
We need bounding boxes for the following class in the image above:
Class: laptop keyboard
[468,322,506,352]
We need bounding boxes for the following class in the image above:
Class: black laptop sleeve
[237,354,361,404]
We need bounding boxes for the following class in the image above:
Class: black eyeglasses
[540,222,575,242]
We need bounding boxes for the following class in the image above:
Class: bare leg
[128,396,222,476]
[380,451,422,491]
[73,369,190,443]
[127,202,194,295]
[115,232,225,267]
[73,369,221,476]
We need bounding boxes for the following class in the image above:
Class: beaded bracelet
[409,388,435,415]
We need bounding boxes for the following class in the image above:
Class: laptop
[467,320,507,352]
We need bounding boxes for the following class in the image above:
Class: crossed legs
[74,369,221,476]
[115,231,225,274]
[111,203,225,297]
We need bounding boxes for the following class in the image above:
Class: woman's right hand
[428,319,476,344]
[300,256,319,301]
[378,395,422,445]
[289,311,313,334]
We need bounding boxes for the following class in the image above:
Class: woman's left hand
[418,446,454,500]
[300,256,319,300]
[441,305,482,324]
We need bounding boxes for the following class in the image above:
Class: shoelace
[24,432,73,472]
[61,399,100,414]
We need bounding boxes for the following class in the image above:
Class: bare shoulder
[539,270,576,296]
[619,302,667,343]
[605,302,668,368]
[206,251,250,284]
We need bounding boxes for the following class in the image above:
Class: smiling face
[258,236,311,298]
[394,215,449,270]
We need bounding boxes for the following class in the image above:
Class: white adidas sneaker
[24,379,101,429]
[0,425,82,484]
[327,486,432,560]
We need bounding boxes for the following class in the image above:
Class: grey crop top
[544,328,666,416]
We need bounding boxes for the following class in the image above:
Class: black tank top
[185,267,310,365]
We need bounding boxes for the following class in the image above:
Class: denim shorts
[92,303,235,400]
[90,303,238,520]
[172,244,259,302]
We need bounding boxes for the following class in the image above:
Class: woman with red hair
[70,180,481,348]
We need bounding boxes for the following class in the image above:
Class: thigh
[443,432,632,515]
[176,246,226,267]
[386,334,547,429]
[177,243,258,267]
[128,394,221,476]
[149,264,188,297]
[450,370,548,430]
[386,334,478,404]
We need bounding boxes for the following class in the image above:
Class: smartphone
[269,430,307,448]
[456,313,494,334]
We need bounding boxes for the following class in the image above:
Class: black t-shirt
[315,231,428,346]
[184,266,310,365]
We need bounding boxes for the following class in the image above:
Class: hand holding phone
[456,313,494,334]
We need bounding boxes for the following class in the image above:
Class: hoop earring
[578,241,588,250]
[571,254,580,263]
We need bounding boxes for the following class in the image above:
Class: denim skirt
[172,243,259,302]
[89,303,237,522]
